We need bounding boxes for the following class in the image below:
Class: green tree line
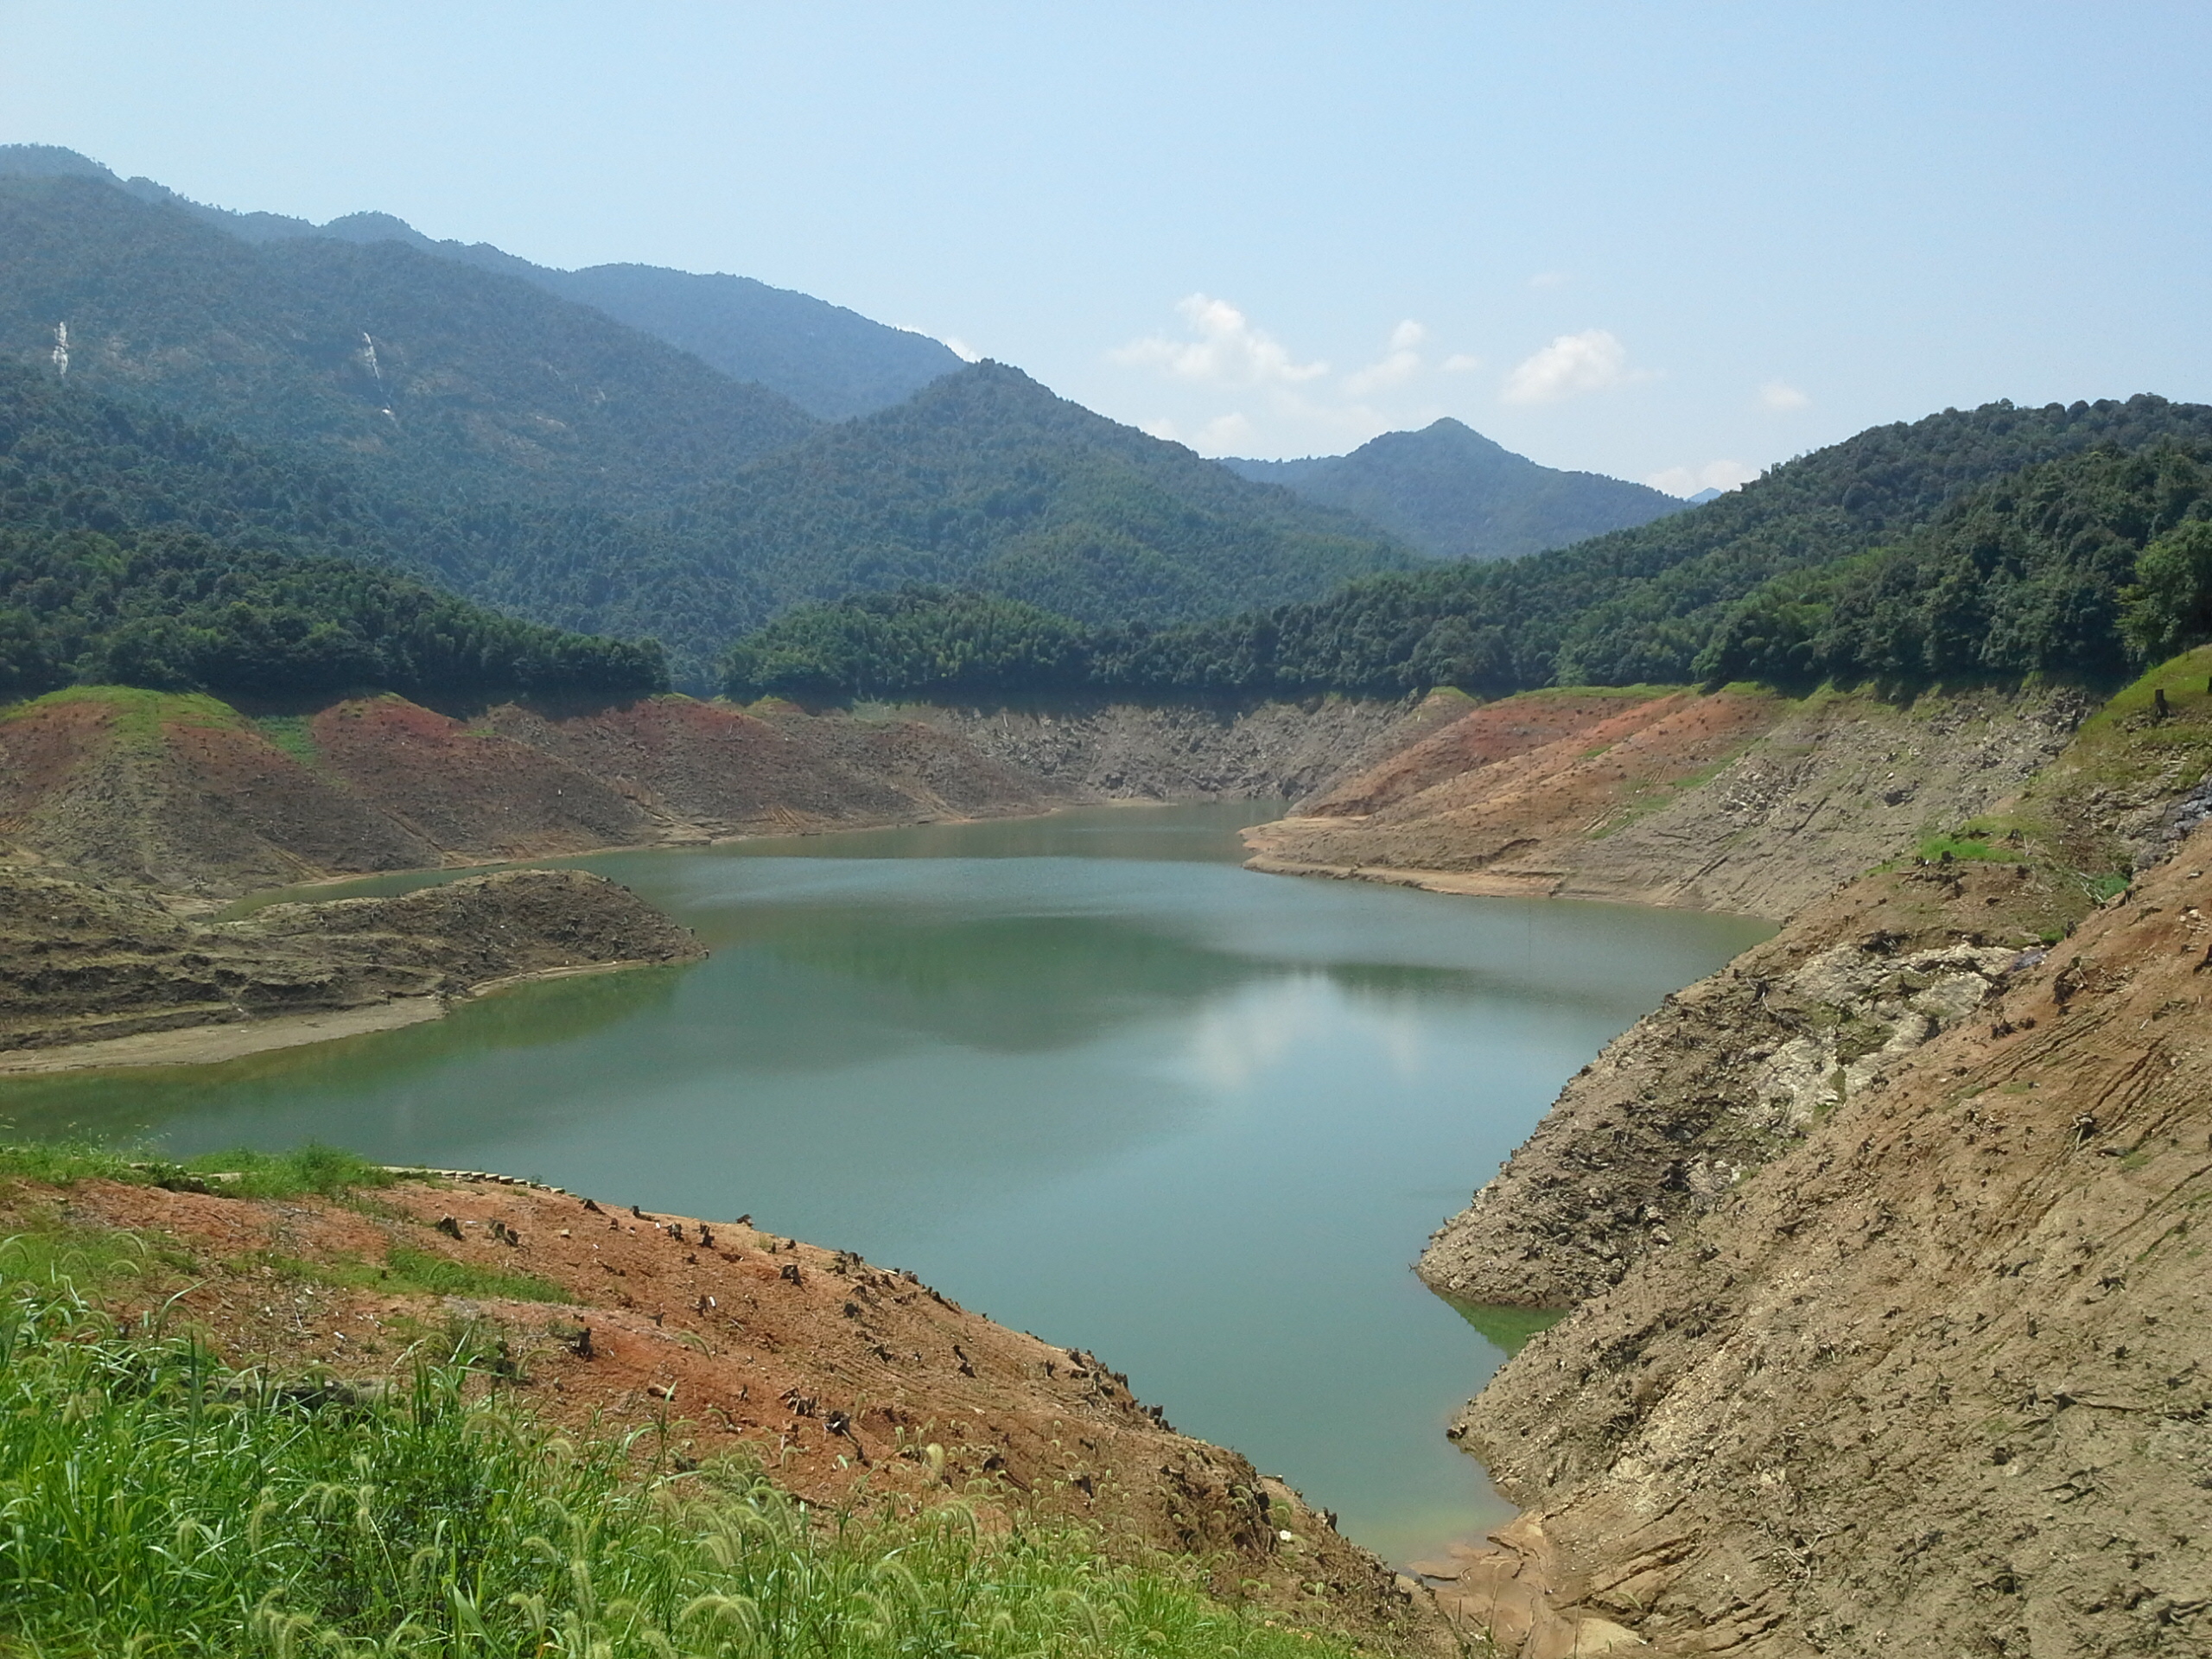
[725,401,2212,704]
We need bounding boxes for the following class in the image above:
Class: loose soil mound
[0,867,702,1065]
[14,1173,1447,1652]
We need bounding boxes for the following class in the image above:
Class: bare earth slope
[913,694,1467,804]
[1410,664,2212,1653]
[1432,823,2212,1656]
[1246,687,2086,918]
[0,690,1055,899]
[0,866,704,1068]
[16,1171,1450,1653]
[1415,857,2082,1311]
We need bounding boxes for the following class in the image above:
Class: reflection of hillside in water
[718,902,1606,1058]
[724,899,1689,1058]
[0,963,691,1143]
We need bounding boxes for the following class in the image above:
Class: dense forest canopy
[1223,418,1684,563]
[724,397,2212,703]
[0,363,665,701]
[680,363,1414,631]
[1695,444,2212,690]
[0,164,1421,685]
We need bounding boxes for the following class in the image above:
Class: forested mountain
[0,362,664,701]
[723,396,2212,702]
[0,154,1417,684]
[0,146,963,421]
[1694,443,2212,689]
[0,168,821,515]
[1223,418,1682,562]
[684,363,1414,630]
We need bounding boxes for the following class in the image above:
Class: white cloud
[1344,319,1431,396]
[1643,459,1760,498]
[1528,270,1572,289]
[1758,378,1810,411]
[940,334,982,364]
[1113,293,1329,386]
[1500,328,1632,404]
[1109,298,1489,456]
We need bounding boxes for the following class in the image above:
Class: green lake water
[0,803,1770,1566]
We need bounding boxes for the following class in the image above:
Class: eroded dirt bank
[1245,685,2088,919]
[13,1171,1451,1653]
[1425,822,2212,1657]
[0,689,1058,900]
[1413,663,2212,1655]
[910,694,1465,804]
[0,866,705,1069]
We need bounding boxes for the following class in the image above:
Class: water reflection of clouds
[1176,975,1436,1096]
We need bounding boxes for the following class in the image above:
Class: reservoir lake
[1,803,1770,1567]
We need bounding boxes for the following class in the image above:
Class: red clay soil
[308,697,650,859]
[0,691,1058,899]
[480,697,1052,836]
[29,1173,1448,1653]
[1248,690,1782,886]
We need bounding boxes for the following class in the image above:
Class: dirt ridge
[17,1170,1452,1653]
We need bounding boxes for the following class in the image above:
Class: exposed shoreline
[0,956,697,1077]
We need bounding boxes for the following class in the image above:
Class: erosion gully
[1,802,1769,1567]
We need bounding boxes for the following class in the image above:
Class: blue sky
[4,3,2208,490]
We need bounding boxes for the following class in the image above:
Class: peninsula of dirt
[0,866,705,1071]
[1245,683,2089,920]
[3,1162,1450,1653]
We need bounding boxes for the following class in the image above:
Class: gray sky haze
[4,3,2207,491]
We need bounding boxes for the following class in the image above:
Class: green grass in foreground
[0,1140,406,1200]
[0,1229,1357,1658]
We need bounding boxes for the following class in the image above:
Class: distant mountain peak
[1220,422,1682,562]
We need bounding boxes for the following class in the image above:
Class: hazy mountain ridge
[0,145,963,422]
[1224,418,1684,562]
[0,170,822,516]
